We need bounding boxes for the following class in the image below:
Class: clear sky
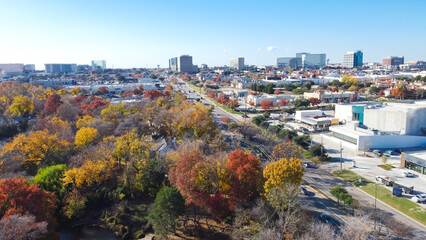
[0,0,425,69]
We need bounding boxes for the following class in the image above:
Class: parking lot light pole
[340,141,343,172]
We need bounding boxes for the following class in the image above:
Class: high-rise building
[24,64,35,72]
[45,64,77,73]
[177,55,194,73]
[169,57,178,71]
[0,63,24,77]
[343,50,363,68]
[276,57,299,69]
[296,52,326,68]
[91,60,106,70]
[230,57,244,70]
[382,56,404,66]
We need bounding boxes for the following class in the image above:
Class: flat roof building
[382,56,404,66]
[177,55,194,73]
[0,63,24,77]
[296,52,326,68]
[45,64,77,74]
[343,50,363,68]
[230,57,244,70]
[91,60,106,70]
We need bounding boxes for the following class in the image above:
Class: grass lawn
[187,84,205,94]
[377,164,394,170]
[333,170,426,226]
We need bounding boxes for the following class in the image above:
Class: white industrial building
[330,101,426,150]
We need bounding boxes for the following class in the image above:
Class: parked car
[375,176,386,182]
[385,150,399,156]
[412,194,426,203]
[401,171,415,177]
[300,186,308,195]
[320,213,338,225]
[303,162,312,168]
[373,149,382,157]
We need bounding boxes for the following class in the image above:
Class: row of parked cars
[373,149,402,157]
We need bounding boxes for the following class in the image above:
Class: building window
[405,161,424,174]
[333,132,357,144]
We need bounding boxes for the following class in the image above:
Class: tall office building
[177,55,194,73]
[0,63,24,77]
[276,57,299,69]
[91,60,106,70]
[296,52,326,68]
[382,56,404,66]
[343,50,363,68]
[230,57,244,70]
[169,57,178,71]
[45,64,77,73]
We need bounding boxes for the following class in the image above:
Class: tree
[227,150,262,205]
[74,127,98,147]
[292,134,311,148]
[261,99,272,110]
[1,130,70,172]
[330,186,353,207]
[378,90,384,96]
[359,139,371,157]
[274,89,280,95]
[0,214,48,240]
[348,85,358,91]
[263,158,304,205]
[76,115,95,129]
[381,154,387,165]
[144,90,164,100]
[98,86,109,94]
[271,142,303,161]
[149,187,185,238]
[136,157,169,197]
[294,98,310,108]
[0,178,57,228]
[308,97,321,106]
[5,96,34,117]
[391,84,407,99]
[44,94,62,115]
[227,99,238,111]
[308,144,324,157]
[123,90,134,98]
[279,97,288,106]
[33,164,67,199]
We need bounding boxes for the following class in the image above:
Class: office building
[230,57,244,70]
[177,55,194,73]
[45,64,77,74]
[24,64,35,72]
[382,56,404,66]
[169,57,178,71]
[276,57,299,69]
[34,79,77,88]
[0,63,24,77]
[296,52,326,68]
[91,60,106,70]
[343,50,363,68]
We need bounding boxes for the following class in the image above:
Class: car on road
[303,162,312,168]
[298,127,310,133]
[300,186,308,195]
[320,213,338,225]
[412,194,426,203]
[385,150,399,156]
[401,171,415,177]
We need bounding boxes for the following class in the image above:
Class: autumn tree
[348,85,358,91]
[76,115,95,129]
[0,214,48,240]
[274,89,280,95]
[98,86,109,94]
[271,142,303,161]
[279,97,288,106]
[144,90,164,100]
[260,99,272,110]
[308,97,321,106]
[5,96,34,117]
[391,84,407,99]
[227,99,238,111]
[75,127,98,147]
[0,178,57,229]
[227,150,263,206]
[0,130,70,173]
[44,94,62,114]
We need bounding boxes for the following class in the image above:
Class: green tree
[292,134,311,148]
[33,164,67,199]
[149,187,185,238]
[330,186,353,207]
[381,154,388,165]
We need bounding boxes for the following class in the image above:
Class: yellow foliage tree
[5,96,34,117]
[70,87,83,96]
[62,158,115,189]
[348,85,359,91]
[57,89,70,96]
[263,158,304,199]
[113,129,152,167]
[76,115,95,129]
[342,74,358,84]
[0,129,70,169]
[100,103,133,122]
[75,127,98,147]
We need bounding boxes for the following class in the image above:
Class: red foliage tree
[227,150,262,206]
[44,94,62,114]
[215,93,230,105]
[332,87,338,92]
[207,193,230,221]
[98,86,109,94]
[221,117,231,125]
[279,97,288,106]
[260,99,272,110]
[81,96,108,113]
[0,214,48,240]
[378,90,384,96]
[0,178,57,228]
[138,84,144,92]
[144,90,164,100]
[207,91,216,99]
[133,88,143,96]
[308,97,321,106]
[73,96,88,105]
[274,89,280,95]
[124,90,134,98]
[249,102,254,106]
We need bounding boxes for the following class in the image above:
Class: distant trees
[261,99,272,110]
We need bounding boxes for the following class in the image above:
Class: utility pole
[374,183,377,231]
[340,141,343,172]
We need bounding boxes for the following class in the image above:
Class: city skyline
[0,0,425,69]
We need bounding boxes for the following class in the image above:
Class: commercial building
[401,151,426,175]
[91,60,106,70]
[45,64,77,74]
[296,52,326,68]
[24,64,35,72]
[177,55,194,73]
[303,90,358,103]
[276,57,299,69]
[230,57,244,70]
[34,79,77,88]
[0,63,24,77]
[382,56,404,66]
[169,57,178,71]
[343,50,363,68]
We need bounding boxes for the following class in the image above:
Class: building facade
[230,57,244,70]
[177,55,193,73]
[343,50,363,68]
[45,64,77,73]
[169,57,178,71]
[276,57,299,69]
[382,56,404,66]
[296,52,326,68]
[91,60,106,70]
[0,63,24,77]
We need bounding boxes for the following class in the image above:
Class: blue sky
[0,0,425,69]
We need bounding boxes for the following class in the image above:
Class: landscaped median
[187,84,243,115]
[333,170,426,226]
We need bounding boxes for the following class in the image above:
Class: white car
[375,176,386,182]
[412,194,426,203]
[401,171,415,177]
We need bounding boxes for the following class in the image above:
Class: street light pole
[340,141,343,172]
